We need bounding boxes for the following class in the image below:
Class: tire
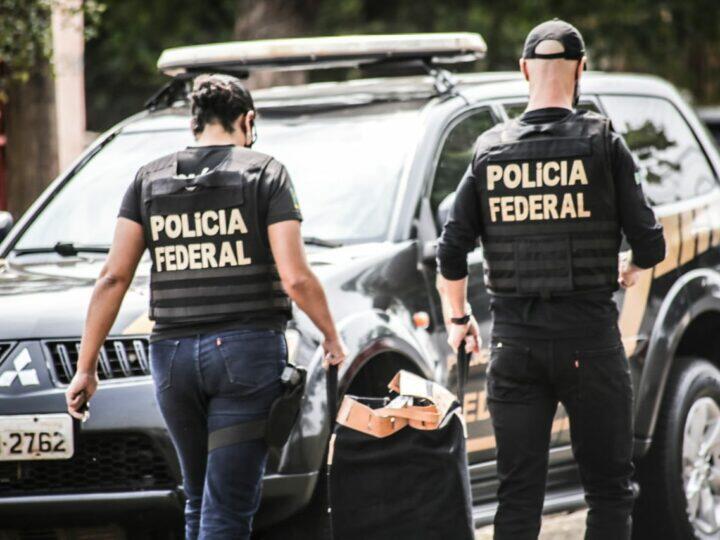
[633,358,720,540]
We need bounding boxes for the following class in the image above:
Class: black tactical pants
[486,326,634,540]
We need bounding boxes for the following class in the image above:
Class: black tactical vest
[476,110,620,298]
[138,148,291,325]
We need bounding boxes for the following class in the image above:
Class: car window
[16,130,193,250]
[503,100,600,119]
[601,95,717,205]
[14,102,425,250]
[430,108,496,218]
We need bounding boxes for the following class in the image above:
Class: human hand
[322,335,347,369]
[618,252,642,288]
[447,315,482,354]
[65,370,98,421]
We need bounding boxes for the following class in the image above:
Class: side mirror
[0,211,13,243]
[436,192,455,229]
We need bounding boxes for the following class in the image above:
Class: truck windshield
[14,101,422,250]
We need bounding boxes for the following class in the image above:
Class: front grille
[45,338,150,384]
[0,432,176,496]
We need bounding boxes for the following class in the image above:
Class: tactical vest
[138,149,291,325]
[477,110,621,298]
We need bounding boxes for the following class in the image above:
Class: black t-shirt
[119,144,303,341]
[438,107,666,338]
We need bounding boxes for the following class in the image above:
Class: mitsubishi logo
[0,349,39,387]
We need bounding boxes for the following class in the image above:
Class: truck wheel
[633,359,720,540]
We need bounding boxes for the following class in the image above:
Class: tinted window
[602,95,717,205]
[430,108,496,216]
[504,100,600,119]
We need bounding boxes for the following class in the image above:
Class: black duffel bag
[326,347,474,540]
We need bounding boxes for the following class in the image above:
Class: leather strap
[374,405,440,425]
[336,396,442,438]
[208,419,266,452]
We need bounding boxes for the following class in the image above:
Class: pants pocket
[217,331,285,389]
[487,342,531,402]
[149,340,180,392]
[573,342,634,475]
[576,343,631,399]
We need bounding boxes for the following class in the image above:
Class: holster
[207,364,307,452]
[265,364,307,448]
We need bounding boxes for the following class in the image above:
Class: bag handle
[374,405,441,425]
[457,339,470,411]
[327,363,339,430]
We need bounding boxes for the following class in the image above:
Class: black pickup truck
[0,35,719,540]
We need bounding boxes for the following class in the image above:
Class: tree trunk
[234,0,316,90]
[5,61,58,220]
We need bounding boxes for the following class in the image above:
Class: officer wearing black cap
[65,74,346,539]
[437,20,666,540]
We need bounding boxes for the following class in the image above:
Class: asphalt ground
[476,509,588,539]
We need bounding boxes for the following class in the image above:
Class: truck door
[424,105,500,464]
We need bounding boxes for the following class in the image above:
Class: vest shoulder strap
[138,152,177,182]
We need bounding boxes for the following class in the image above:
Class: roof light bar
[157,33,486,76]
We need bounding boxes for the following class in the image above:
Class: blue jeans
[149,329,286,540]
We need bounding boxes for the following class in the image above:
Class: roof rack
[157,33,486,76]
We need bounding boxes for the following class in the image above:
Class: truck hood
[0,242,400,340]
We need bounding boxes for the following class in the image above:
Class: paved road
[476,510,587,539]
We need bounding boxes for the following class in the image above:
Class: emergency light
[157,33,487,76]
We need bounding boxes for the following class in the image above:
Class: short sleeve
[118,172,143,224]
[265,160,303,225]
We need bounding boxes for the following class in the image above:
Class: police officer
[65,74,346,539]
[437,20,666,540]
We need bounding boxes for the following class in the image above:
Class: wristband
[450,314,471,325]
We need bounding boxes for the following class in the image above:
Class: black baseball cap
[522,19,585,60]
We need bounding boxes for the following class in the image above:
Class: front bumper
[0,472,318,529]
[0,490,183,527]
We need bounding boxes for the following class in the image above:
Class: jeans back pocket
[217,331,286,389]
[149,340,180,392]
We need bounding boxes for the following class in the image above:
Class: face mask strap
[245,123,257,148]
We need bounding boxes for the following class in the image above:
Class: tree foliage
[0,0,104,101]
[78,0,720,130]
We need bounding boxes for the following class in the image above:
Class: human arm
[436,164,484,353]
[66,218,146,418]
[263,161,346,366]
[612,133,666,286]
[268,220,346,366]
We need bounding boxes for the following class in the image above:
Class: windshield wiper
[12,242,110,257]
[302,236,342,248]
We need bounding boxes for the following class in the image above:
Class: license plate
[0,414,74,461]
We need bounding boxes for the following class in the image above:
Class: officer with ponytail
[65,74,346,539]
[437,20,665,540]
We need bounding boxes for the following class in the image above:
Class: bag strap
[457,339,470,411]
[374,405,441,425]
[325,364,339,538]
[327,364,338,430]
